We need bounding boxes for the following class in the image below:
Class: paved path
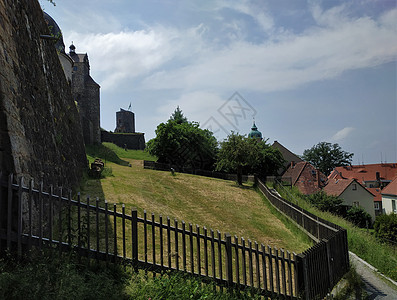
[349,252,397,299]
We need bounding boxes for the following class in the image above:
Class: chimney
[376,172,380,181]
[291,161,295,169]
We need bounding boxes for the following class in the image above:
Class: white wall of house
[382,194,397,214]
[340,182,375,221]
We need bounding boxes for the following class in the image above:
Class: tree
[346,206,372,228]
[306,191,343,214]
[146,120,217,170]
[374,214,397,243]
[169,106,187,124]
[302,142,353,176]
[216,132,284,185]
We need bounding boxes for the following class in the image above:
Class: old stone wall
[101,130,145,150]
[0,0,87,190]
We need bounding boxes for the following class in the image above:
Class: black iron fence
[0,173,298,299]
[0,172,349,299]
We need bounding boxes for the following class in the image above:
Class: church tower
[248,121,262,141]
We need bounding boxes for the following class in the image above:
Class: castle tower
[43,12,101,145]
[43,12,73,83]
[115,108,135,133]
[69,44,101,145]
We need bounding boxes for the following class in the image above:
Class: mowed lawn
[82,156,311,254]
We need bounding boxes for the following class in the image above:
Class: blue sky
[40,0,397,164]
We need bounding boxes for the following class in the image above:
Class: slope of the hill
[83,145,311,253]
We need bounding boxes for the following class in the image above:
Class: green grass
[0,252,261,300]
[2,143,312,298]
[275,183,397,281]
[85,143,129,166]
[102,142,157,161]
[0,252,128,300]
[80,158,311,253]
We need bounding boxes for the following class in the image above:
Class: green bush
[374,213,397,242]
[346,206,372,228]
[306,191,343,214]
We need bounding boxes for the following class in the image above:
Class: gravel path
[349,252,397,299]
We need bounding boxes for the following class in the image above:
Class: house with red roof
[323,178,375,221]
[328,163,397,216]
[282,161,327,195]
[382,177,397,214]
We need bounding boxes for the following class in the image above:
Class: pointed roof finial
[251,118,257,130]
[69,42,75,54]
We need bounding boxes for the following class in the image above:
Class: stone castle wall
[101,130,145,150]
[0,0,87,190]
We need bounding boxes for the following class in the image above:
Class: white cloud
[331,127,355,142]
[62,4,397,97]
[142,7,397,92]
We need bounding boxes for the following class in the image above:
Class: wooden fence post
[296,253,309,300]
[131,208,138,271]
[324,238,333,288]
[225,233,233,287]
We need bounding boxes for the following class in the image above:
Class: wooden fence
[257,180,349,300]
[0,173,298,299]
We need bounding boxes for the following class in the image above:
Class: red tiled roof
[324,178,375,197]
[282,161,327,195]
[329,163,397,183]
[282,161,307,185]
[323,178,354,196]
[382,177,397,196]
[367,187,382,201]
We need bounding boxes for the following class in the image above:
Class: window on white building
[353,201,360,207]
[374,202,380,210]
[352,184,357,190]
[392,200,396,213]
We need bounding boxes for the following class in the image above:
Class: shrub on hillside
[306,191,343,214]
[374,214,397,243]
[346,206,372,228]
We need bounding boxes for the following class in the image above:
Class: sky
[40,0,397,164]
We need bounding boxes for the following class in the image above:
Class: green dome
[248,122,262,140]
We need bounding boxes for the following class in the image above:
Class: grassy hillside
[1,144,312,299]
[82,143,311,253]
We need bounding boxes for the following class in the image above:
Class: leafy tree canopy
[302,142,353,176]
[146,119,217,170]
[374,214,397,242]
[169,106,187,124]
[306,191,343,214]
[346,206,372,228]
[216,132,284,185]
